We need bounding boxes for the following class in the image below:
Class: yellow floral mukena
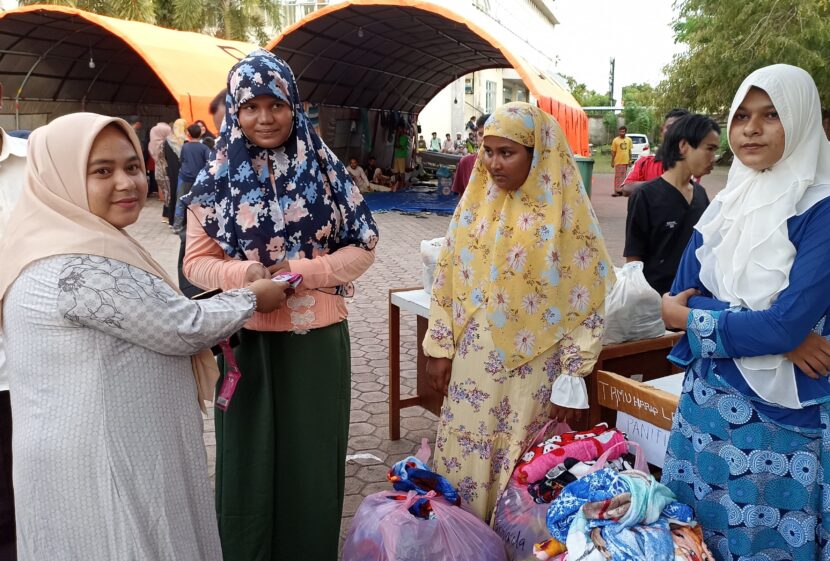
[427,102,615,369]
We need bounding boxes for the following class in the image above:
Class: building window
[465,78,474,95]
[503,86,512,104]
[486,80,497,113]
[517,89,527,102]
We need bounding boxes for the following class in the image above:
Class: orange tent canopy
[0,5,257,129]
[267,0,589,156]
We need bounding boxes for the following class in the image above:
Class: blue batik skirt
[662,361,830,561]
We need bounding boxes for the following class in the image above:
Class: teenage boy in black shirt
[624,113,721,295]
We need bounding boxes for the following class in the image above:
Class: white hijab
[695,64,830,408]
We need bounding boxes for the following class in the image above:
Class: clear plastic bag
[603,261,665,344]
[420,237,445,294]
[342,490,508,561]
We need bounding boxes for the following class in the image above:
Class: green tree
[621,83,659,139]
[560,74,610,107]
[661,0,830,117]
[17,0,281,43]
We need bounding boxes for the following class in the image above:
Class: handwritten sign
[616,412,671,467]
[595,370,679,430]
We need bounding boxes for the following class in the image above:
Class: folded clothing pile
[545,468,714,561]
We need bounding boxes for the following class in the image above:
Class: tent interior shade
[0,5,257,129]
[267,0,589,155]
[0,10,173,107]
[269,4,511,114]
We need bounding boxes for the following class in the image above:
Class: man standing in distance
[622,108,690,196]
[610,125,633,196]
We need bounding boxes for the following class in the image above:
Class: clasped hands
[663,288,830,380]
[243,261,292,313]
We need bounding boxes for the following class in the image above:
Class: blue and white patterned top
[669,196,830,428]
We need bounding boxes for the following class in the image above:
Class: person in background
[441,132,453,153]
[429,131,442,151]
[452,131,467,154]
[417,134,427,151]
[209,89,227,133]
[610,125,632,196]
[424,102,614,520]
[0,125,26,561]
[195,119,215,142]
[465,115,477,132]
[392,125,409,191]
[149,122,173,221]
[163,118,187,227]
[0,112,289,561]
[346,157,390,193]
[465,131,477,154]
[451,112,490,196]
[622,108,690,196]
[624,113,719,296]
[172,124,212,234]
[182,49,379,561]
[660,64,830,561]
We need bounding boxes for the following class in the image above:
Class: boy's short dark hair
[187,123,203,139]
[664,108,689,121]
[619,126,627,132]
[209,89,227,115]
[657,113,721,170]
[476,113,491,129]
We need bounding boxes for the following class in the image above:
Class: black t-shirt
[623,177,710,295]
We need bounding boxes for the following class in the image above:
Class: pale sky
[548,0,686,103]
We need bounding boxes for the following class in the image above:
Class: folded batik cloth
[546,468,694,561]
[527,453,637,504]
[387,455,461,519]
[515,424,627,484]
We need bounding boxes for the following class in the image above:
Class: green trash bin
[574,156,594,197]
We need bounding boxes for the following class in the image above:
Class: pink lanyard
[215,338,241,411]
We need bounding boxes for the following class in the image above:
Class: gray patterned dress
[2,255,257,561]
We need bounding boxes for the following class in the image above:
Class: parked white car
[626,133,651,162]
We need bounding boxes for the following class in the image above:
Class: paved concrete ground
[128,168,728,553]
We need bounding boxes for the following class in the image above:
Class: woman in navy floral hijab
[183,49,378,561]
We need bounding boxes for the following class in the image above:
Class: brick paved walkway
[128,169,727,553]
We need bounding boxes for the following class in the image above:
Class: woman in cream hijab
[0,113,288,560]
[662,65,830,560]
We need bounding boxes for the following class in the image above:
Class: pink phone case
[272,272,303,288]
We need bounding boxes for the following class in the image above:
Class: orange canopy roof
[267,0,589,155]
[0,5,257,128]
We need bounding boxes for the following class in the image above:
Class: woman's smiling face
[237,95,294,149]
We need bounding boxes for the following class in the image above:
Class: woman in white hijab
[661,64,830,561]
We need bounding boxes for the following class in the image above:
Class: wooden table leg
[388,296,401,440]
[415,316,442,417]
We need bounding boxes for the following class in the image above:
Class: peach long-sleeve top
[183,208,375,333]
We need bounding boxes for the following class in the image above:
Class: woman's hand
[661,288,698,330]
[549,404,584,427]
[268,261,290,275]
[426,357,453,396]
[247,279,289,313]
[244,262,270,286]
[786,332,830,379]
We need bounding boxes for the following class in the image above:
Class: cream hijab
[0,113,219,409]
[695,64,830,408]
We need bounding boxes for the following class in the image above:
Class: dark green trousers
[215,323,350,561]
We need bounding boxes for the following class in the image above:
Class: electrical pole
[608,57,616,107]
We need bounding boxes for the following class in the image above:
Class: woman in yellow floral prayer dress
[423,102,615,521]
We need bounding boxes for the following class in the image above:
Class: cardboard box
[596,370,681,431]
[596,370,683,467]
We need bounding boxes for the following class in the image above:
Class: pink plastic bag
[342,490,508,561]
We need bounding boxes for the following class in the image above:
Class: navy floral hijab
[184,49,378,271]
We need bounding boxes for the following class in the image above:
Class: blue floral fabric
[183,49,378,280]
[687,309,729,359]
[663,362,830,561]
